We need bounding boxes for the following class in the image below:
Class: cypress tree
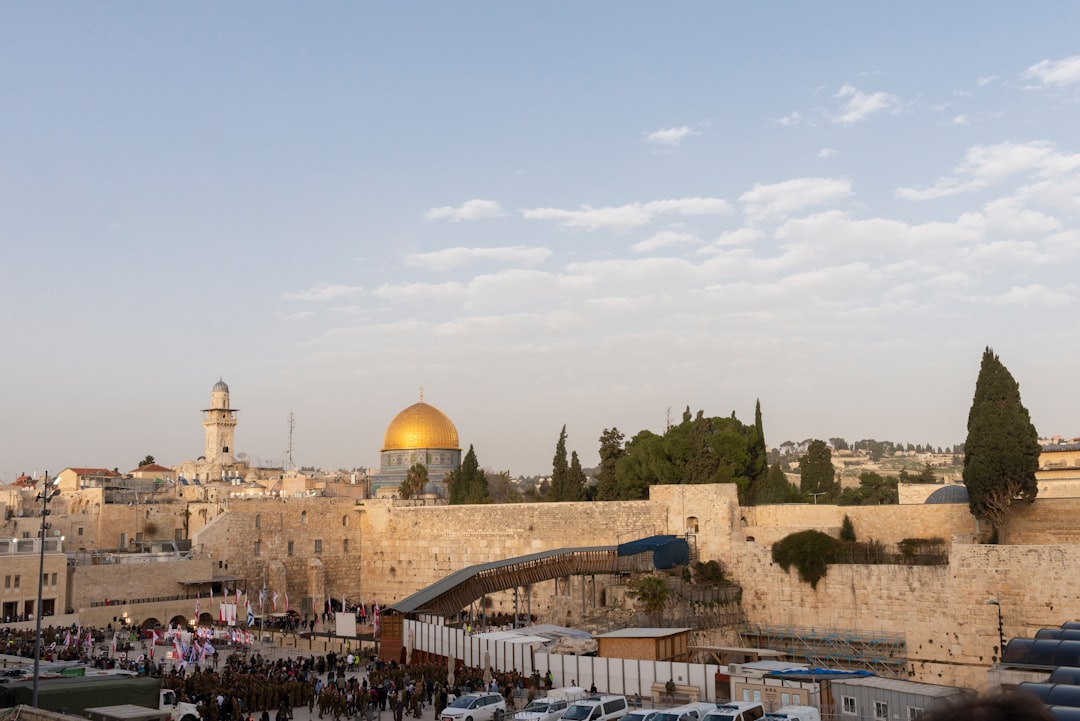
[550,425,570,501]
[596,427,625,501]
[963,347,1039,543]
[568,451,586,501]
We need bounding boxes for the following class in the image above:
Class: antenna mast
[286,411,295,472]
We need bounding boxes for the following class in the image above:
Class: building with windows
[829,676,972,721]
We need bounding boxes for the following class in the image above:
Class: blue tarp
[617,535,690,569]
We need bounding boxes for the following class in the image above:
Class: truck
[0,674,200,721]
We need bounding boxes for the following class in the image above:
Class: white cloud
[426,199,505,221]
[405,246,552,271]
[522,197,731,231]
[631,230,699,253]
[282,284,364,302]
[1024,55,1080,88]
[952,114,970,126]
[275,311,315,321]
[645,126,701,146]
[373,281,468,304]
[896,141,1080,200]
[975,284,1076,307]
[817,147,837,159]
[774,111,803,127]
[698,228,763,254]
[829,83,897,125]
[740,177,852,220]
[977,74,999,87]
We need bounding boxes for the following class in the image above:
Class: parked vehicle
[653,703,719,721]
[0,675,200,721]
[624,711,662,721]
[702,702,765,721]
[764,707,820,721]
[441,693,508,721]
[516,687,587,721]
[562,695,629,721]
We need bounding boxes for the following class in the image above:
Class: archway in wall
[141,617,161,629]
[686,516,699,533]
[198,612,214,626]
[169,614,188,627]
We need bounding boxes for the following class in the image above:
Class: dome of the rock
[382,402,460,452]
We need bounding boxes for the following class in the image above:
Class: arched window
[342,515,349,528]
[301,511,307,525]
[255,514,261,529]
[686,516,699,533]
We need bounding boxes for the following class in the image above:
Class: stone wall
[726,539,1080,691]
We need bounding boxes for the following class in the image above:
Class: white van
[623,711,662,721]
[515,689,587,721]
[701,702,765,721]
[652,703,719,721]
[562,695,629,721]
[764,708,819,721]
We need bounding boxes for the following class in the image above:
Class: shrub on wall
[771,530,844,589]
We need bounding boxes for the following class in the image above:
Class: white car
[515,697,572,721]
[442,693,508,721]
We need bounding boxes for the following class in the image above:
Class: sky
[3,3,1080,481]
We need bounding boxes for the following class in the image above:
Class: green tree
[139,455,156,467]
[485,470,519,503]
[447,445,489,504]
[963,347,1040,544]
[399,462,428,499]
[838,471,898,505]
[840,514,856,542]
[915,463,938,484]
[755,463,803,504]
[799,440,839,501]
[630,575,670,624]
[596,428,625,501]
[566,451,586,502]
[614,407,760,499]
[549,425,571,501]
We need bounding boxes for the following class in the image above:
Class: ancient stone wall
[726,539,1080,691]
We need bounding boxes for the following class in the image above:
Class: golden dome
[382,401,460,451]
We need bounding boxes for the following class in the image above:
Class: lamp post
[32,472,61,707]
[986,599,1005,661]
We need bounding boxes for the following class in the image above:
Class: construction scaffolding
[739,622,908,677]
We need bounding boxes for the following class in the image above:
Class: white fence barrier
[403,619,722,701]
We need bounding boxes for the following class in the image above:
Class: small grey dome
[213,379,229,393]
[925,484,969,504]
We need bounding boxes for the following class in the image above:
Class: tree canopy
[446,445,490,504]
[798,440,839,501]
[612,406,766,501]
[399,462,428,500]
[963,347,1039,543]
[595,427,625,501]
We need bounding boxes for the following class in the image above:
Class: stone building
[373,395,462,497]
[175,379,251,484]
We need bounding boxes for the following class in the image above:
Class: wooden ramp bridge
[378,535,689,661]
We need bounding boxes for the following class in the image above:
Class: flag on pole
[373,603,380,635]
[210,586,213,603]
[247,599,254,627]
[284,592,289,613]
[259,583,267,612]
[236,587,242,607]
[342,591,346,614]
[272,591,278,612]
[194,592,201,620]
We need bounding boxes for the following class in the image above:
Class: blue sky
[3,3,1080,480]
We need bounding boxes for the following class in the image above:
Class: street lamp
[32,473,61,707]
[986,599,1005,661]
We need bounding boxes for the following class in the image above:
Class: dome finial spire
[419,385,424,402]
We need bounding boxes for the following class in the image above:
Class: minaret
[202,378,238,465]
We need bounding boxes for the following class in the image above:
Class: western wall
[187,483,1080,691]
